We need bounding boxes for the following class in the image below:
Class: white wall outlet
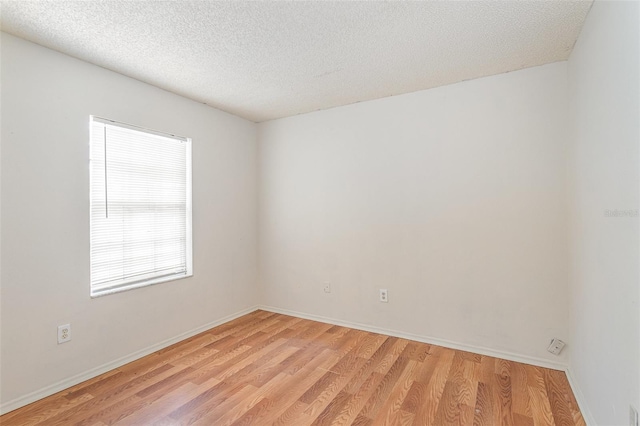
[323,282,331,293]
[547,338,565,355]
[58,324,71,344]
[631,405,639,426]
[379,289,388,303]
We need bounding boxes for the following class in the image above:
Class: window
[90,116,192,297]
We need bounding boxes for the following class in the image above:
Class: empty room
[0,0,638,425]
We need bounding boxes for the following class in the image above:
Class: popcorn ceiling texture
[0,0,592,122]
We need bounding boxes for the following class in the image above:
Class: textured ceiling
[0,1,592,122]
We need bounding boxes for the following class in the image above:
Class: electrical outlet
[324,282,331,293]
[379,289,388,303]
[58,324,71,344]
[631,405,639,426]
[547,338,565,355]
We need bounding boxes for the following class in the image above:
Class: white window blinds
[90,116,192,296]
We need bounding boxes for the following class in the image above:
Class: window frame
[89,116,193,297]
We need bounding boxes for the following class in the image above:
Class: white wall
[0,33,258,409]
[258,62,570,365]
[567,1,640,424]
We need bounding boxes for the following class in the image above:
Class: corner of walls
[566,0,640,424]
[565,367,597,426]
[256,122,267,310]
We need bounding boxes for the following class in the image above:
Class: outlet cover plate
[547,338,565,355]
[58,324,71,344]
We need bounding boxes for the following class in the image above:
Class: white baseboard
[564,367,596,426]
[259,305,568,371]
[0,305,260,415]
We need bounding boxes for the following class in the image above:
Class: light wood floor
[1,310,584,425]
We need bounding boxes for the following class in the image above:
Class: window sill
[90,272,193,298]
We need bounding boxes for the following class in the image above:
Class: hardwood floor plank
[272,400,310,426]
[494,370,515,426]
[196,337,291,385]
[0,393,94,426]
[527,366,557,426]
[301,353,369,421]
[256,358,338,425]
[514,412,535,426]
[36,363,177,425]
[113,381,202,425]
[341,336,396,395]
[373,359,420,424]
[544,369,577,426]
[512,362,533,417]
[473,381,494,426]
[478,354,497,385]
[351,414,373,426]
[328,372,386,425]
[310,389,353,426]
[0,311,585,426]
[449,353,478,408]
[353,333,389,360]
[395,409,417,425]
[405,340,432,362]
[282,344,333,376]
[134,366,196,399]
[229,396,274,425]
[400,380,428,415]
[356,342,412,420]
[299,371,340,405]
[223,344,300,386]
[73,394,147,426]
[460,403,477,426]
[412,347,456,425]
[399,347,439,416]
[433,380,463,425]
[192,380,270,425]
[167,380,250,424]
[372,338,410,374]
[62,371,129,402]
